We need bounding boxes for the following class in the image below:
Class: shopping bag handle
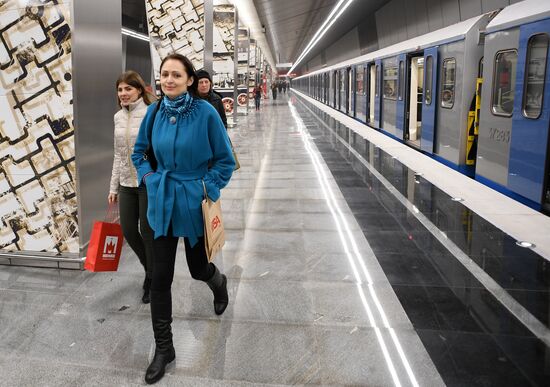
[105,202,120,224]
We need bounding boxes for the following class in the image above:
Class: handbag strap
[147,100,162,142]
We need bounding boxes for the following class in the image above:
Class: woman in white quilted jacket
[108,70,156,303]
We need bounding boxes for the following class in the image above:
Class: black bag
[144,101,162,171]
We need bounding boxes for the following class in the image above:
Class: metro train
[292,1,550,213]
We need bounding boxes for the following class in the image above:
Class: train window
[523,34,549,119]
[492,50,517,116]
[398,61,404,100]
[425,56,433,105]
[383,66,398,100]
[375,65,379,97]
[441,58,456,109]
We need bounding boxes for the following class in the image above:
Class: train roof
[295,14,487,80]
[486,0,550,33]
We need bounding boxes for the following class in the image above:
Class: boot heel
[165,358,176,373]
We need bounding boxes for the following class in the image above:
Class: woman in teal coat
[132,53,235,385]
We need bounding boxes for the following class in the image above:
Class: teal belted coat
[131,97,235,247]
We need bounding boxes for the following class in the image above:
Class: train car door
[325,72,329,104]
[396,53,407,140]
[331,71,336,107]
[314,75,317,99]
[368,63,376,124]
[508,24,550,211]
[374,59,382,128]
[421,46,439,153]
[323,73,327,103]
[355,64,367,122]
[332,71,340,109]
[406,54,424,147]
[343,68,349,113]
[340,69,347,113]
[348,67,354,114]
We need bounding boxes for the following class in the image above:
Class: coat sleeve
[109,116,121,194]
[203,108,235,202]
[131,103,156,185]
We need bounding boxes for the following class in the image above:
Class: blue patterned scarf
[162,92,194,116]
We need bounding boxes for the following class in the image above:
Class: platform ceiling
[121,0,390,74]
[253,0,389,72]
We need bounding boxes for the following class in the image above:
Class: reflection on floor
[0,93,548,386]
[292,92,549,386]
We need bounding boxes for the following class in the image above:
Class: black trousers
[255,98,261,110]
[150,232,215,292]
[118,185,153,279]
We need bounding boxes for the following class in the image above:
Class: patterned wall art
[236,27,248,114]
[212,3,235,115]
[145,0,205,84]
[0,0,78,254]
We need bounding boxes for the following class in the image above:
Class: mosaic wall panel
[236,27,248,114]
[0,1,77,253]
[145,0,205,83]
[212,3,235,116]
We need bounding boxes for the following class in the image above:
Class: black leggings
[150,232,215,292]
[118,185,153,278]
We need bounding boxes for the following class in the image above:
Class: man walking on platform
[196,69,228,128]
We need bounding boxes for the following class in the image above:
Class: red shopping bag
[84,204,124,272]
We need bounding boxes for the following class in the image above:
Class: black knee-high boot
[145,290,175,384]
[206,265,228,315]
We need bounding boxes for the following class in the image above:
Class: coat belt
[154,168,207,244]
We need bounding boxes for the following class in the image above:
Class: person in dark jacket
[196,69,228,128]
[254,85,262,111]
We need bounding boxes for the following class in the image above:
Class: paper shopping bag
[202,182,225,262]
[84,205,124,272]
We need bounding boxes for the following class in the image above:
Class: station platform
[0,92,548,386]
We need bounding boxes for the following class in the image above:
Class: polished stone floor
[0,93,548,386]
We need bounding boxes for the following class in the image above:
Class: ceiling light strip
[288,0,355,75]
[121,27,150,42]
[296,0,347,60]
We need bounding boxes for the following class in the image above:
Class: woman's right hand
[108,193,118,204]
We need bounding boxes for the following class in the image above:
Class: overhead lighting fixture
[287,0,355,76]
[121,27,150,42]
